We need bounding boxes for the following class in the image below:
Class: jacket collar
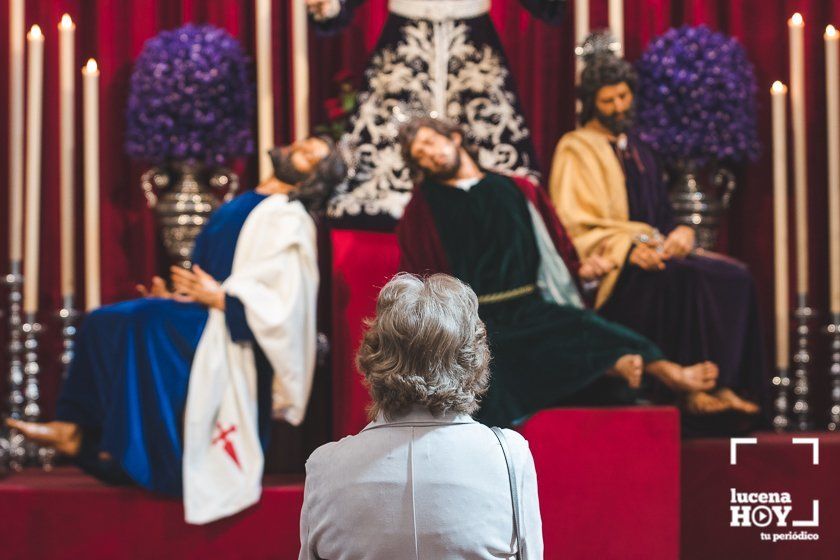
[362,404,476,431]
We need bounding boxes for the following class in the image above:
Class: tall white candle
[789,13,808,296]
[23,25,45,315]
[292,0,310,140]
[256,0,274,178]
[609,0,624,57]
[8,0,25,262]
[574,0,589,81]
[772,81,790,370]
[83,59,101,310]
[59,14,76,299]
[827,25,840,314]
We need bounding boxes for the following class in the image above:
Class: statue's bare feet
[683,391,730,414]
[714,388,760,414]
[607,354,643,388]
[647,360,718,392]
[5,418,82,457]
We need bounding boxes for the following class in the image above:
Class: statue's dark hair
[578,54,638,125]
[287,135,347,213]
[397,117,480,183]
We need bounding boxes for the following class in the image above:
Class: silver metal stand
[1,262,25,472]
[791,294,814,431]
[772,365,790,432]
[22,312,55,468]
[828,312,840,431]
[58,295,78,380]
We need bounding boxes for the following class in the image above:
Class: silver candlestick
[58,295,79,380]
[2,262,26,472]
[21,312,51,467]
[792,295,814,431]
[772,365,791,432]
[828,312,840,431]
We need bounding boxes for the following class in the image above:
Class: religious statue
[549,34,765,417]
[396,116,721,427]
[306,0,567,228]
[8,137,347,523]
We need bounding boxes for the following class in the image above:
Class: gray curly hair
[356,273,491,421]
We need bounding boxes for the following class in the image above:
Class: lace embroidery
[328,18,537,220]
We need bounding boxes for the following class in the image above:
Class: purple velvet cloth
[599,137,768,406]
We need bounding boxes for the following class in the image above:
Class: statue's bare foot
[607,354,643,388]
[5,418,82,457]
[683,391,730,415]
[714,388,760,414]
[647,360,718,392]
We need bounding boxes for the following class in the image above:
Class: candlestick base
[21,314,52,466]
[57,295,79,380]
[772,366,791,432]
[828,314,840,431]
[1,262,25,473]
[792,296,814,432]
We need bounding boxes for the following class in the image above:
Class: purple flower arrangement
[635,25,760,166]
[125,24,254,165]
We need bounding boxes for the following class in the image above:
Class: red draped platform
[0,405,680,560]
[4,428,839,559]
[0,468,304,560]
[4,231,837,560]
[518,407,680,559]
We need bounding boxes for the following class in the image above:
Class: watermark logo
[728,437,820,543]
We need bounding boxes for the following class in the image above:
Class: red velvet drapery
[0,0,838,424]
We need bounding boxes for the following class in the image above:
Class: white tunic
[183,194,319,524]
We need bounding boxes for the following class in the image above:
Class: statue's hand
[170,265,226,310]
[663,225,695,259]
[579,255,616,281]
[629,244,666,271]
[136,276,173,299]
[306,0,341,20]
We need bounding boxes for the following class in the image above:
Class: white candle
[771,81,790,370]
[8,0,25,262]
[59,14,76,299]
[574,0,589,81]
[827,26,840,314]
[23,25,44,315]
[609,0,624,57]
[292,0,310,140]
[256,0,274,178]
[789,13,808,296]
[83,59,101,310]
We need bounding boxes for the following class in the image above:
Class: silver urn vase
[668,161,737,250]
[141,161,238,268]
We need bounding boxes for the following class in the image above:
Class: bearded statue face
[593,81,636,135]
[271,137,331,185]
[407,126,463,182]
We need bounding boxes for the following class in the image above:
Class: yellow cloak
[548,128,654,308]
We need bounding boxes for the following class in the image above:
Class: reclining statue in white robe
[8,137,347,524]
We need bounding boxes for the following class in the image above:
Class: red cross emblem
[212,422,242,470]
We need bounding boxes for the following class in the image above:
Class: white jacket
[299,405,543,559]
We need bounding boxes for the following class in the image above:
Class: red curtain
[0,0,838,423]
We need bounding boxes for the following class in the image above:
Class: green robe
[422,173,664,426]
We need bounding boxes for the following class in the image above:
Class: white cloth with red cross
[182,193,319,525]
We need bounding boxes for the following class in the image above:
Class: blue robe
[56,191,273,495]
